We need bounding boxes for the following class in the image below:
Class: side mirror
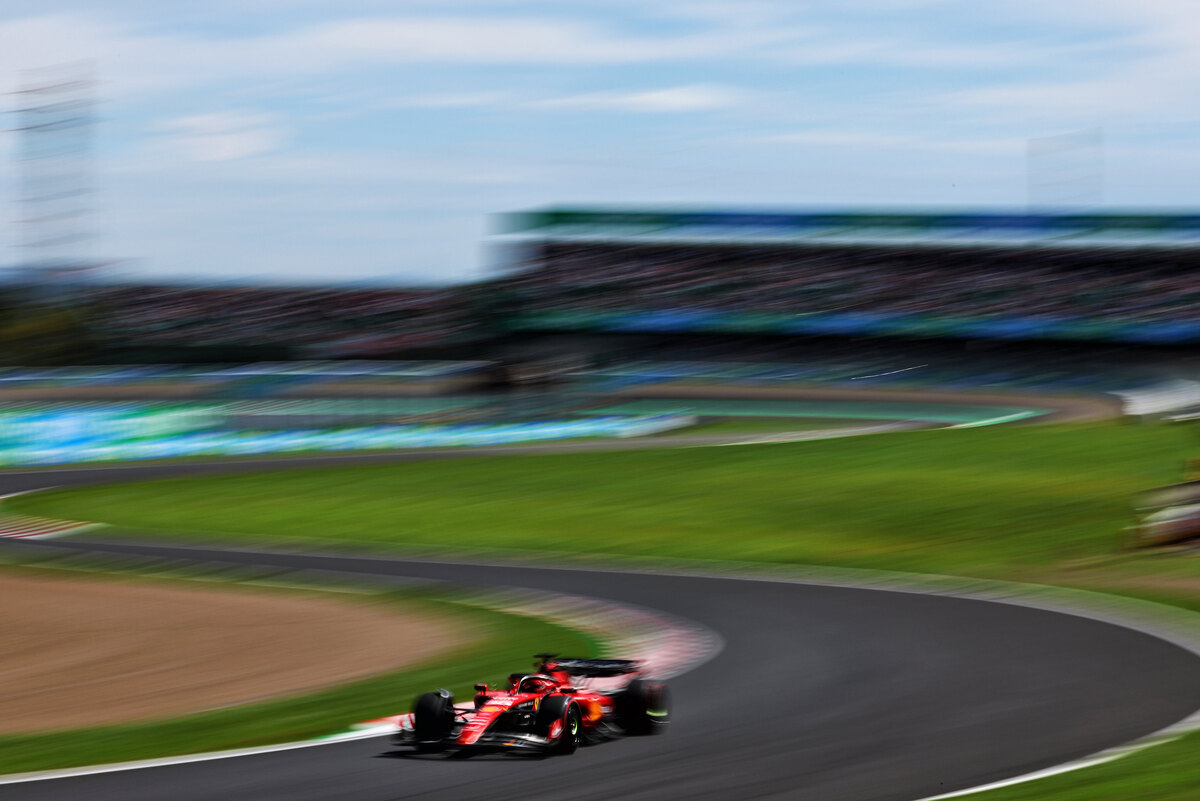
[474,683,488,692]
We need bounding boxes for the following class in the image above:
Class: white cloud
[931,1,1200,127]
[0,12,792,98]
[114,146,543,189]
[754,130,1017,155]
[529,84,741,113]
[381,84,743,114]
[157,112,285,161]
[383,91,514,109]
[944,58,1200,130]
[257,17,671,65]
[0,8,1128,109]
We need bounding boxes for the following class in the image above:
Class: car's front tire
[537,696,582,754]
[412,690,454,750]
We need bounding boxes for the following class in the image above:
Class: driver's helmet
[518,676,556,694]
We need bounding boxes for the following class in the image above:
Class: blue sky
[2,0,1199,285]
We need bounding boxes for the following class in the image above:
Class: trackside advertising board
[505,310,1200,344]
[0,412,691,466]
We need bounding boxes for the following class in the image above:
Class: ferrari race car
[394,654,670,754]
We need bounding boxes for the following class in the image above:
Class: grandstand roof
[499,208,1200,249]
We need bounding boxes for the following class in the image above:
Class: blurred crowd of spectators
[89,285,477,354]
[496,242,1200,322]
[73,240,1200,356]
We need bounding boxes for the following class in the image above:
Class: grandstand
[3,206,1194,407]
[491,209,1200,345]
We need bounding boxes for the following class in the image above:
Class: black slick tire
[413,691,454,750]
[616,679,670,735]
[536,696,582,755]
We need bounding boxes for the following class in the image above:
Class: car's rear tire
[413,690,454,749]
[536,696,582,754]
[616,679,670,735]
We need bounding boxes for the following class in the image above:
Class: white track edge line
[0,727,391,786]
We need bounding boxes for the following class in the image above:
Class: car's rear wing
[551,658,641,677]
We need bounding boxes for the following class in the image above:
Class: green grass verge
[0,565,598,776]
[9,420,1200,797]
[958,727,1200,801]
[14,422,1197,578]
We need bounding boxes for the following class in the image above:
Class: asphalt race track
[4,451,1200,801]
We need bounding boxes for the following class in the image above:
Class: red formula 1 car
[394,654,670,755]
